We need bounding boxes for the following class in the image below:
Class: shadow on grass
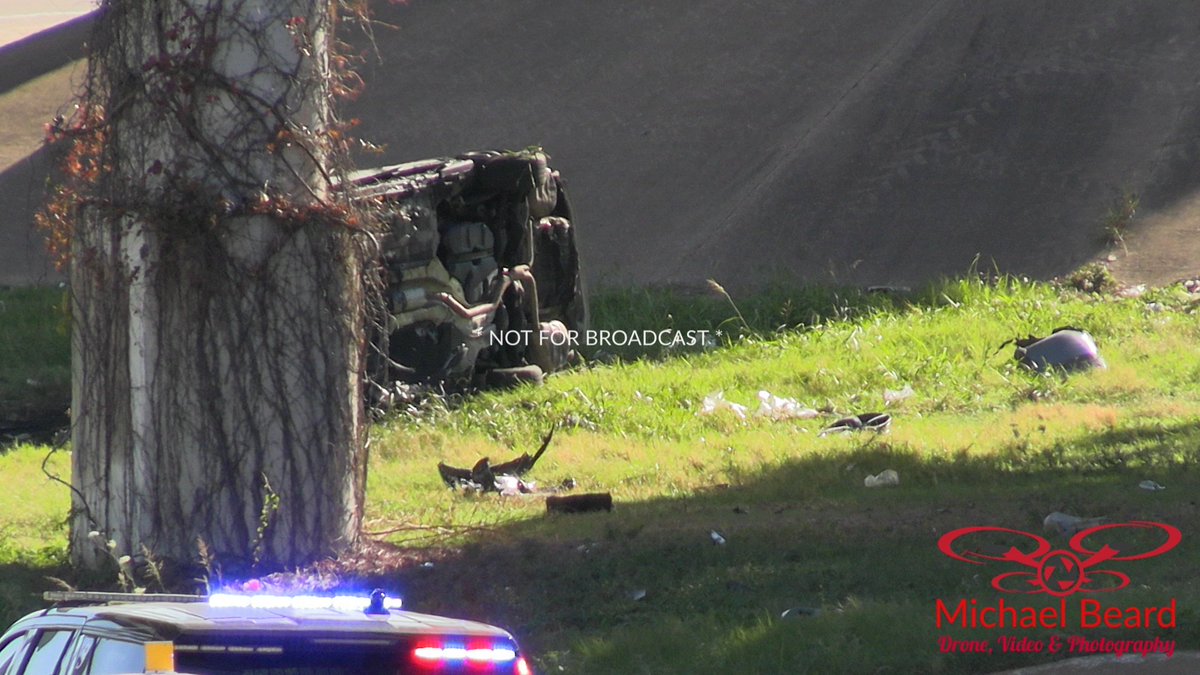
[359,420,1199,674]
[0,421,1193,672]
[0,554,69,628]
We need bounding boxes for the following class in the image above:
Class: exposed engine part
[440,221,498,305]
[346,149,587,394]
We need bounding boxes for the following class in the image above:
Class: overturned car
[348,150,587,394]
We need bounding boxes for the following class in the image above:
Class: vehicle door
[6,628,75,674]
[0,630,33,675]
[63,634,146,675]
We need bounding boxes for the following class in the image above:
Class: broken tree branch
[437,422,558,490]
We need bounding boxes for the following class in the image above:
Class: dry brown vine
[51,0,395,571]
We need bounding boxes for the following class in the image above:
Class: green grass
[0,286,71,435]
[2,277,1199,673]
[0,443,71,626]
[1101,189,1140,247]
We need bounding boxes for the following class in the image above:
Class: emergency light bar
[45,591,206,604]
[207,593,403,611]
[45,590,403,612]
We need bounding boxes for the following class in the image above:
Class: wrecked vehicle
[347,150,587,393]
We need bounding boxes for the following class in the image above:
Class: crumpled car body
[346,150,587,393]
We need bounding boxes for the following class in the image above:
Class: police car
[0,591,533,674]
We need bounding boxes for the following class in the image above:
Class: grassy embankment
[0,287,69,435]
[2,279,1198,673]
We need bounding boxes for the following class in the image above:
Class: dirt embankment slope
[0,13,90,287]
[3,1,1200,290]
[352,0,1200,290]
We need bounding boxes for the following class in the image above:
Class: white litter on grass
[1139,480,1166,491]
[1043,512,1105,537]
[495,475,534,496]
[883,385,914,406]
[698,390,817,421]
[698,391,749,419]
[755,390,819,420]
[710,530,727,546]
[864,469,900,488]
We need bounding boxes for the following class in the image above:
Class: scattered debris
[710,530,727,546]
[755,390,819,420]
[883,385,915,406]
[437,425,556,492]
[546,493,613,514]
[821,412,891,436]
[863,469,900,488]
[698,390,818,421]
[1043,511,1105,537]
[698,391,749,419]
[630,589,647,601]
[419,561,435,570]
[1139,480,1166,491]
[495,475,535,496]
[560,413,598,432]
[1001,328,1105,372]
[780,606,822,620]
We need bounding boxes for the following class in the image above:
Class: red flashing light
[410,638,521,672]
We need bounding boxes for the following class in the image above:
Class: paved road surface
[0,1,93,48]
[0,2,93,286]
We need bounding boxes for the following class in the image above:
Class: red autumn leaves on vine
[36,1,382,269]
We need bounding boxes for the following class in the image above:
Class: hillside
[3,1,1200,289]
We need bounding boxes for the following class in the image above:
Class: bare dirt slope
[4,1,1200,290]
[351,0,1200,290]
[0,14,90,287]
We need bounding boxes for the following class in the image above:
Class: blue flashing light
[208,593,403,611]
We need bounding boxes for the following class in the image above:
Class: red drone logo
[938,522,1181,597]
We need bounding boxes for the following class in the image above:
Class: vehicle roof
[342,157,473,201]
[31,603,513,641]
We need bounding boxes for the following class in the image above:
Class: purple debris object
[1018,329,1105,372]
